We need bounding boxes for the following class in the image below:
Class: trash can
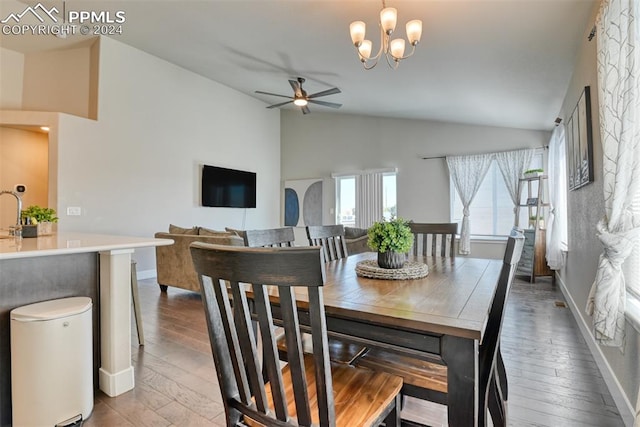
[11,297,94,427]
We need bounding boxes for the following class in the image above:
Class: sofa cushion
[199,227,231,236]
[169,224,199,235]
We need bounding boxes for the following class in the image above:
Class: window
[336,176,356,227]
[451,152,543,237]
[624,187,640,307]
[335,171,397,227]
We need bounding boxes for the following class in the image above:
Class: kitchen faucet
[0,190,23,236]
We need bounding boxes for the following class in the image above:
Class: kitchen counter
[0,232,173,425]
[0,231,172,259]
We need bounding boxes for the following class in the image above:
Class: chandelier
[349,0,422,70]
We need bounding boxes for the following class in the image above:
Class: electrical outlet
[67,207,81,216]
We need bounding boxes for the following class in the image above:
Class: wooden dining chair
[276,224,367,365]
[190,243,403,427]
[305,225,349,262]
[353,230,524,427]
[408,222,458,257]
[244,227,296,248]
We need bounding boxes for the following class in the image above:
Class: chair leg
[488,375,506,427]
[383,393,401,427]
[495,347,508,400]
[131,260,145,346]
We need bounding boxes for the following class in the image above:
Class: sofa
[155,225,244,293]
[154,224,368,293]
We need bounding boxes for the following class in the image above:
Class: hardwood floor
[82,276,624,427]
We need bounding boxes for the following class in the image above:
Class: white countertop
[0,232,173,260]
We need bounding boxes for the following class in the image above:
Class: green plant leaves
[21,205,58,224]
[367,217,413,253]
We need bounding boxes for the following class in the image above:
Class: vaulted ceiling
[1,0,597,130]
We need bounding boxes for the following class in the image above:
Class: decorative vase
[377,251,406,269]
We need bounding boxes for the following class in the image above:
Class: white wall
[0,47,23,109]
[556,4,638,423]
[5,36,281,274]
[281,110,549,257]
[56,37,281,273]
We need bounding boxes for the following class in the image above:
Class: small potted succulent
[367,217,413,269]
[523,168,544,179]
[21,205,58,237]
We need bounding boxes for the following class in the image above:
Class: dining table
[263,251,504,426]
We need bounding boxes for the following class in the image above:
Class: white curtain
[586,0,640,354]
[546,125,569,270]
[355,172,384,229]
[446,154,493,254]
[494,148,535,220]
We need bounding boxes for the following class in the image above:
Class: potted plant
[21,205,58,237]
[523,168,544,179]
[367,217,413,269]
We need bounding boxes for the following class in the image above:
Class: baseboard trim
[137,269,156,280]
[556,272,635,426]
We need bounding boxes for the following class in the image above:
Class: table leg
[98,249,134,396]
[442,335,478,426]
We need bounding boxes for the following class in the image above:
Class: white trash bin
[11,297,94,427]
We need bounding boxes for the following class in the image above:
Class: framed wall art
[568,86,594,190]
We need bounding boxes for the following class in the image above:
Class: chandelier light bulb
[390,38,405,59]
[380,7,397,34]
[406,20,423,45]
[350,21,366,46]
[359,40,373,60]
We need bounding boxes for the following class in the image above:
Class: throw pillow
[225,227,247,239]
[169,224,199,235]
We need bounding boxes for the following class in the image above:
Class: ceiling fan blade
[255,90,293,99]
[308,87,341,99]
[308,99,342,109]
[301,105,311,115]
[267,100,294,109]
[289,79,301,96]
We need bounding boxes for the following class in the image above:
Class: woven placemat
[355,260,429,280]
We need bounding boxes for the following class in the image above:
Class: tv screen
[201,165,256,208]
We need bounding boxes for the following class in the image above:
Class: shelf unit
[515,175,553,283]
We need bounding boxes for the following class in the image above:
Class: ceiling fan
[255,77,342,115]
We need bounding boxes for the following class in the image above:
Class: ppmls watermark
[1,2,126,37]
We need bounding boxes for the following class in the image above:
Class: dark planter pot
[21,225,38,238]
[377,251,406,269]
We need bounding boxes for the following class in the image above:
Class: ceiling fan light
[350,21,366,46]
[390,38,405,59]
[294,98,308,107]
[359,40,373,60]
[380,7,397,34]
[406,20,422,45]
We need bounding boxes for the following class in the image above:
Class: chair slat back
[306,225,349,262]
[190,243,333,427]
[244,227,296,248]
[408,222,458,257]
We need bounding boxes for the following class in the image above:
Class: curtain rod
[419,146,548,160]
[331,167,398,178]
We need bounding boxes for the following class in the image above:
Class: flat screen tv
[201,165,256,208]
